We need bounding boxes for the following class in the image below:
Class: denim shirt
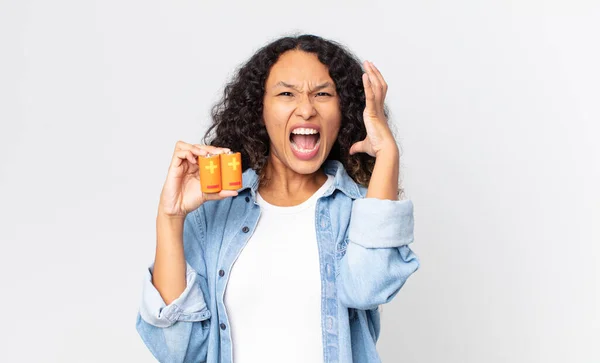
[136,160,420,363]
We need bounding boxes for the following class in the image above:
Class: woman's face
[262,50,342,175]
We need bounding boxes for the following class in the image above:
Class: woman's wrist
[157,211,186,228]
[374,142,399,160]
[367,146,400,200]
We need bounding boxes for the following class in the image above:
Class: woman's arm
[153,214,188,305]
[338,148,419,310]
[136,209,212,363]
[341,60,420,309]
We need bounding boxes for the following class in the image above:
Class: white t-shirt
[224,174,334,363]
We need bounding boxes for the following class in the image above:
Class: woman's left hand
[349,61,398,158]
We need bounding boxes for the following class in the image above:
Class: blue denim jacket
[136,160,420,363]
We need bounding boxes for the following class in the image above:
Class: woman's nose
[295,95,317,119]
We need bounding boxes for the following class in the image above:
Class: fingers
[349,140,367,155]
[192,144,231,155]
[171,142,230,171]
[172,149,197,168]
[203,189,239,202]
[175,141,230,156]
[362,73,377,114]
[367,61,388,96]
[363,61,387,111]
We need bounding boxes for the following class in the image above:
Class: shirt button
[218,269,225,277]
[220,323,227,330]
[242,226,249,233]
[245,196,250,202]
[327,317,334,330]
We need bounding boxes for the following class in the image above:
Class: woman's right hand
[158,141,239,218]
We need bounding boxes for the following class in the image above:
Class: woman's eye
[278,92,293,97]
[316,92,332,97]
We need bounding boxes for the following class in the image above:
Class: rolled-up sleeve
[339,198,420,310]
[139,262,211,328]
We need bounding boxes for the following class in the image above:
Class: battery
[198,153,222,193]
[220,151,243,190]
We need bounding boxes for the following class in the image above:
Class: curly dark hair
[204,34,390,187]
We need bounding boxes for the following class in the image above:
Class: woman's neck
[258,158,328,207]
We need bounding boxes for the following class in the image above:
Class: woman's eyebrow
[273,81,334,92]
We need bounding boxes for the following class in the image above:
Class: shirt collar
[239,159,364,200]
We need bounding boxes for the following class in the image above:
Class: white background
[1,0,598,362]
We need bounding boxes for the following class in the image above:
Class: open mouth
[290,127,321,156]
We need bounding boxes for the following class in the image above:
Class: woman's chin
[288,162,322,175]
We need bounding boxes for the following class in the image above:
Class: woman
[136,34,419,363]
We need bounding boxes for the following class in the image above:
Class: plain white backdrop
[1,0,598,362]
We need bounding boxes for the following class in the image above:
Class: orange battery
[198,154,222,193]
[220,152,242,190]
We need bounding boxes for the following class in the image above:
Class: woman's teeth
[291,128,319,135]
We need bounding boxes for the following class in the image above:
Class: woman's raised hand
[349,61,398,158]
[158,141,238,218]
